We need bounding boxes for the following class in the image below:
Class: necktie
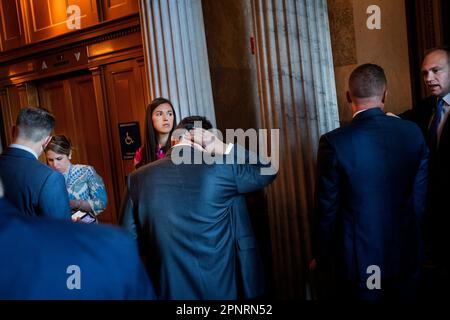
[429,98,444,148]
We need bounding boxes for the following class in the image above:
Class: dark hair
[139,97,177,167]
[172,116,213,141]
[16,107,55,143]
[44,135,72,156]
[176,116,213,131]
[349,63,387,98]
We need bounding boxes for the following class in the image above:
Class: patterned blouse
[63,164,107,216]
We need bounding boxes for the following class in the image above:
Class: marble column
[252,0,339,299]
[139,0,216,125]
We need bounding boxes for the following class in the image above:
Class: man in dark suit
[315,64,429,299]
[120,116,277,300]
[0,179,156,299]
[400,47,450,296]
[0,106,70,220]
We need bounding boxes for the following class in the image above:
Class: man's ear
[346,91,352,103]
[381,90,388,104]
[69,150,72,160]
[170,136,180,147]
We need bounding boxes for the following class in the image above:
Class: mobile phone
[71,210,97,224]
[79,213,97,224]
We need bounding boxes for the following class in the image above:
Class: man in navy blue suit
[120,116,276,300]
[400,47,450,297]
[0,179,156,299]
[315,64,429,299]
[0,106,70,220]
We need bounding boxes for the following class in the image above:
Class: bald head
[349,64,387,98]
[422,47,450,97]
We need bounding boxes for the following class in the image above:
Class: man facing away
[120,116,277,300]
[0,106,70,219]
[0,178,156,299]
[315,64,429,299]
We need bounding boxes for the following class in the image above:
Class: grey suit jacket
[120,144,276,299]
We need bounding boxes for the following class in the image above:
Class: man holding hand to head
[120,116,277,300]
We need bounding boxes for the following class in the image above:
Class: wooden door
[102,0,139,21]
[0,0,25,51]
[21,0,99,44]
[38,73,118,224]
[104,58,147,203]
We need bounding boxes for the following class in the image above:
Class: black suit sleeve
[412,137,429,221]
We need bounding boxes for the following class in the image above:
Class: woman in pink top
[133,97,177,169]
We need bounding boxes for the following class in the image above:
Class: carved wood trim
[0,13,140,64]
[0,19,142,86]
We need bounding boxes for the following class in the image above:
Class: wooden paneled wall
[0,0,25,51]
[0,10,147,224]
[103,58,148,203]
[37,74,119,224]
[0,0,139,51]
[102,0,139,21]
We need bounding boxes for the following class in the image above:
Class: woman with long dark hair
[134,97,177,169]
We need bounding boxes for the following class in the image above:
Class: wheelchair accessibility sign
[118,122,141,160]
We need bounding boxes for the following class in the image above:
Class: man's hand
[190,128,228,155]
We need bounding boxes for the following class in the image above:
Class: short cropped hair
[16,107,55,143]
[349,63,387,98]
[175,116,213,131]
[172,116,213,141]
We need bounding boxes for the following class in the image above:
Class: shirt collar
[352,108,375,118]
[9,144,38,159]
[441,93,450,107]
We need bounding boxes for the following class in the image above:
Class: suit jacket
[0,147,70,220]
[400,96,450,261]
[316,108,429,288]
[0,197,156,299]
[231,195,266,299]
[120,144,276,299]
